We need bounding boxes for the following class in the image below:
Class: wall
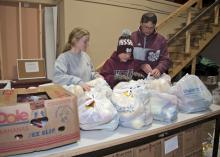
[59,0,184,67]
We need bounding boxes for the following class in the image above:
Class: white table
[11,104,220,157]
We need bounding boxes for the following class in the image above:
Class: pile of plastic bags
[63,74,212,131]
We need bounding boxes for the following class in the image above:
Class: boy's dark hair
[140,12,157,25]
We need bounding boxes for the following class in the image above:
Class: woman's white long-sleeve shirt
[53,51,98,85]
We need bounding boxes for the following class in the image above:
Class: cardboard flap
[0,90,17,106]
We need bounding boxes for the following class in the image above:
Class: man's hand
[150,68,161,78]
[141,64,152,74]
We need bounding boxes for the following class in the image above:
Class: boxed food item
[0,85,80,156]
[134,140,162,157]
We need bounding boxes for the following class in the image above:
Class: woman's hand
[80,83,92,91]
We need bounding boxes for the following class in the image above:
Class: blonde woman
[53,27,100,91]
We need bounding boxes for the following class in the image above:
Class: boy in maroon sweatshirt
[131,12,171,78]
[100,30,144,88]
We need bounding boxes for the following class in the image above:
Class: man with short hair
[131,12,171,78]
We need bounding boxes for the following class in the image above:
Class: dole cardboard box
[0,85,80,156]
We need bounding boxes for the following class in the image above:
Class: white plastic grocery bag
[78,88,118,131]
[149,91,178,123]
[111,81,153,129]
[170,74,212,113]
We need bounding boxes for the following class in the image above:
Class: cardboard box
[134,140,162,157]
[104,148,134,157]
[162,133,183,157]
[183,149,202,157]
[183,128,195,154]
[0,85,80,156]
[194,126,203,151]
[201,120,215,142]
[183,125,203,156]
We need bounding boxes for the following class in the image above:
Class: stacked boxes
[104,124,205,157]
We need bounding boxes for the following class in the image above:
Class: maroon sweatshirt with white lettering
[131,28,171,75]
[100,51,142,88]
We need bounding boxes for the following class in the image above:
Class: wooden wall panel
[0,4,20,79]
[21,5,41,59]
